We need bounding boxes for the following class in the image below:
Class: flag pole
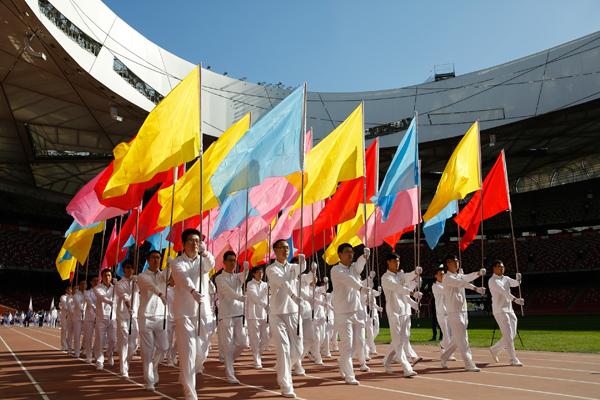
[197,64,205,336]
[374,137,381,310]
[163,169,178,330]
[109,215,123,321]
[416,158,423,318]
[360,101,373,322]
[457,222,463,266]
[476,121,485,286]
[266,218,273,324]
[311,202,316,320]
[97,220,107,274]
[297,82,307,336]
[502,150,524,316]
[129,201,142,335]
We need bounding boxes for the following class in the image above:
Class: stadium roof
[1,0,600,224]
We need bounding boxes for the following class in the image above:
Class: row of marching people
[57,227,525,400]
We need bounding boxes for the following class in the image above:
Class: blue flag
[210,86,304,202]
[423,201,458,249]
[146,227,171,251]
[211,189,259,239]
[64,220,101,237]
[372,116,419,221]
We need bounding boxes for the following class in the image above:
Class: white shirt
[59,294,71,320]
[489,274,519,314]
[330,257,366,315]
[381,270,413,317]
[325,292,334,321]
[94,282,116,320]
[432,281,447,316]
[299,272,316,319]
[170,252,216,320]
[84,289,97,321]
[312,286,328,320]
[215,270,246,319]
[137,268,168,319]
[266,259,301,315]
[71,290,85,320]
[442,271,480,314]
[167,286,175,321]
[246,279,268,320]
[115,277,139,321]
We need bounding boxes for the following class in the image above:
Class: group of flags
[55,66,513,281]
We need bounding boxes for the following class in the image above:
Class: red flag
[169,215,203,252]
[454,150,511,251]
[383,225,413,248]
[101,222,118,270]
[303,139,378,251]
[293,226,335,257]
[102,208,140,268]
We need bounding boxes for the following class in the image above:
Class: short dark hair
[252,266,264,276]
[147,250,161,259]
[435,265,445,274]
[101,268,111,276]
[385,253,400,262]
[337,243,353,254]
[223,250,237,262]
[181,228,201,245]
[123,259,134,269]
[444,254,459,264]
[272,239,287,250]
[491,259,504,268]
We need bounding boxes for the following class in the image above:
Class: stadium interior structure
[0,0,599,317]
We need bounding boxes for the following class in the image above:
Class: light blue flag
[64,220,101,237]
[372,116,419,221]
[210,86,304,202]
[146,227,171,251]
[287,236,296,262]
[122,234,135,249]
[423,201,458,249]
[59,250,73,263]
[211,189,259,239]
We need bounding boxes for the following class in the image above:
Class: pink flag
[250,176,299,223]
[67,173,126,226]
[359,187,421,248]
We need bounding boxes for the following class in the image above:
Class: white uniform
[70,289,86,357]
[330,256,368,382]
[94,282,117,369]
[115,276,139,377]
[432,281,451,350]
[137,268,169,388]
[299,272,317,363]
[325,292,336,352]
[381,270,416,374]
[399,271,420,361]
[50,308,58,327]
[166,286,177,365]
[245,278,269,368]
[489,274,521,363]
[83,288,97,362]
[266,259,303,397]
[170,252,216,400]
[311,285,328,363]
[59,294,73,352]
[360,278,381,358]
[215,269,248,382]
[440,271,481,368]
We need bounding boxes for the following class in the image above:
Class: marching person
[59,286,73,353]
[432,266,453,357]
[94,268,117,370]
[166,275,177,366]
[83,276,99,363]
[321,277,334,358]
[380,253,420,377]
[245,265,269,369]
[488,260,524,366]
[312,276,329,364]
[215,251,248,384]
[299,264,319,364]
[71,280,87,358]
[440,254,487,372]
[400,266,423,365]
[115,260,139,378]
[170,228,216,400]
[361,271,381,359]
[330,243,371,385]
[137,250,169,390]
[266,239,305,399]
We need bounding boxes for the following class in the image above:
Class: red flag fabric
[383,225,413,248]
[101,221,118,270]
[304,139,378,250]
[454,150,511,251]
[293,226,335,257]
[102,208,140,269]
[169,215,203,252]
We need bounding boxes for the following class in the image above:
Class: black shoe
[429,337,436,341]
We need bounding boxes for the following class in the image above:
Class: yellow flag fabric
[290,103,364,209]
[55,247,78,281]
[423,121,482,221]
[324,203,374,265]
[161,247,178,270]
[157,113,251,228]
[103,67,201,199]
[251,239,269,266]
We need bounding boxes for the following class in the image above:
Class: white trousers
[117,318,139,376]
[269,313,303,393]
[436,312,452,350]
[312,318,326,362]
[167,319,177,364]
[384,314,414,373]
[139,316,168,387]
[95,319,116,366]
[175,315,215,400]
[321,319,331,356]
[403,317,418,359]
[441,312,475,367]
[218,316,247,380]
[71,318,83,357]
[60,317,71,351]
[491,311,518,362]
[365,315,377,354]
[247,318,269,366]
[301,317,318,362]
[335,311,366,380]
[83,320,95,361]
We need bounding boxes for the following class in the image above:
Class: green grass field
[375,314,600,353]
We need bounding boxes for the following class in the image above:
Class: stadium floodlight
[110,106,123,122]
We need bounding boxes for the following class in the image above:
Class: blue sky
[103,0,600,92]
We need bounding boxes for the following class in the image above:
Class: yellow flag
[251,239,270,266]
[103,67,201,199]
[324,203,374,265]
[156,113,251,228]
[423,122,482,221]
[62,222,105,265]
[290,103,364,209]
[161,247,178,270]
[55,247,78,281]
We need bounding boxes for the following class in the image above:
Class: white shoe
[465,365,481,372]
[384,365,394,374]
[411,356,423,366]
[227,377,240,384]
[145,384,155,391]
[359,364,370,372]
[440,358,448,369]
[281,391,296,398]
[254,364,263,370]
[448,356,457,361]
[345,378,360,385]
[108,358,114,367]
[121,373,129,379]
[96,363,103,370]
[404,370,418,378]
[293,366,305,376]
[489,347,500,363]
[510,359,523,367]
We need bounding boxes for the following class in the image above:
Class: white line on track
[11,328,178,400]
[480,370,600,386]
[0,334,51,400]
